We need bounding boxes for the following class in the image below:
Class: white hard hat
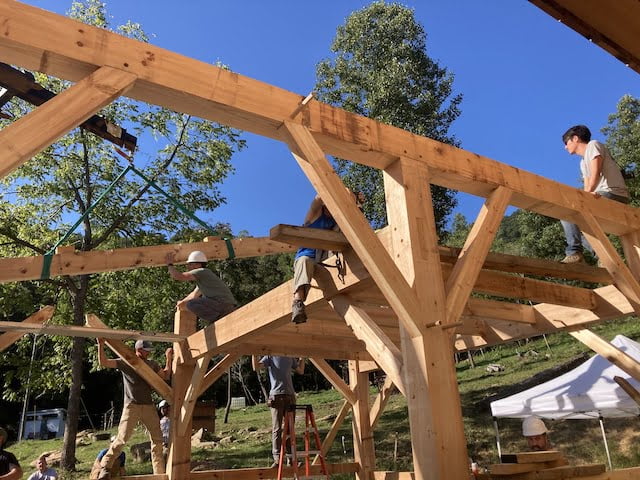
[522,416,548,436]
[158,400,169,408]
[187,251,207,263]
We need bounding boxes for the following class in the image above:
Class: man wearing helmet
[0,426,22,480]
[165,250,237,324]
[522,416,552,451]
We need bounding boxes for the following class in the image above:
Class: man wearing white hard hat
[522,416,552,451]
[165,250,237,324]
[96,339,172,479]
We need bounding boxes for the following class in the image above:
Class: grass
[7,316,640,478]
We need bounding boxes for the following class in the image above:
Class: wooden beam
[455,266,597,310]
[614,376,640,406]
[2,2,639,237]
[198,353,240,397]
[349,360,376,480]
[383,157,469,480]
[446,186,512,324]
[0,237,295,284]
[620,230,640,280]
[310,358,356,405]
[0,306,55,352]
[568,329,640,382]
[269,224,350,251]
[580,211,640,313]
[314,400,351,464]
[0,320,185,343]
[370,376,395,430]
[86,314,172,400]
[187,463,360,479]
[282,121,425,338]
[465,298,535,325]
[330,295,406,395]
[178,354,211,437]
[168,310,197,478]
[0,65,136,178]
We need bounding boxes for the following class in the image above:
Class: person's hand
[589,191,601,199]
[176,299,187,310]
[165,252,175,264]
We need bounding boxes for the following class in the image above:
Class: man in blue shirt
[253,356,305,466]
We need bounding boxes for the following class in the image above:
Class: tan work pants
[100,402,165,474]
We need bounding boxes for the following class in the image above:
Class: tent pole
[493,417,502,459]
[599,415,613,470]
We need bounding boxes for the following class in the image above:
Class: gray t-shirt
[188,268,237,305]
[580,140,628,198]
[261,356,299,396]
[116,358,160,405]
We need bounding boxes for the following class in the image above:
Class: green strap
[40,163,235,280]
[40,166,133,280]
[128,166,235,259]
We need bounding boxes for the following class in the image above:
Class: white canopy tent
[490,334,640,469]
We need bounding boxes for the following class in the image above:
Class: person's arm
[584,155,604,194]
[303,195,324,225]
[176,286,201,309]
[97,338,118,369]
[165,252,196,282]
[159,347,173,380]
[0,464,22,480]
[252,355,265,371]
[294,358,305,375]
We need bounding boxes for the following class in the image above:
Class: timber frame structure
[0,1,639,479]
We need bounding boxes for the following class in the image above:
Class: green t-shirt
[189,268,236,305]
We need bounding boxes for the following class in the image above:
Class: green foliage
[315,0,461,230]
[602,94,640,204]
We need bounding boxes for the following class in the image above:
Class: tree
[602,94,640,204]
[315,0,462,231]
[0,0,244,469]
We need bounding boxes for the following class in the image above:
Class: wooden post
[349,360,376,480]
[383,158,469,480]
[167,309,197,479]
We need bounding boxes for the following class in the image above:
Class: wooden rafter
[0,65,136,178]
[86,314,172,400]
[0,306,54,352]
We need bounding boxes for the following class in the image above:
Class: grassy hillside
[7,316,640,479]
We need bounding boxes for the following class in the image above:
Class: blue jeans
[561,191,629,255]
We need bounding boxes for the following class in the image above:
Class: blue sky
[21,1,640,237]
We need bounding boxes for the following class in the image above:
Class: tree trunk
[60,275,89,471]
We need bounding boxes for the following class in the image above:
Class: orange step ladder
[277,404,329,480]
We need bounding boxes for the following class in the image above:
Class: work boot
[97,468,111,480]
[560,252,584,264]
[292,299,307,324]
